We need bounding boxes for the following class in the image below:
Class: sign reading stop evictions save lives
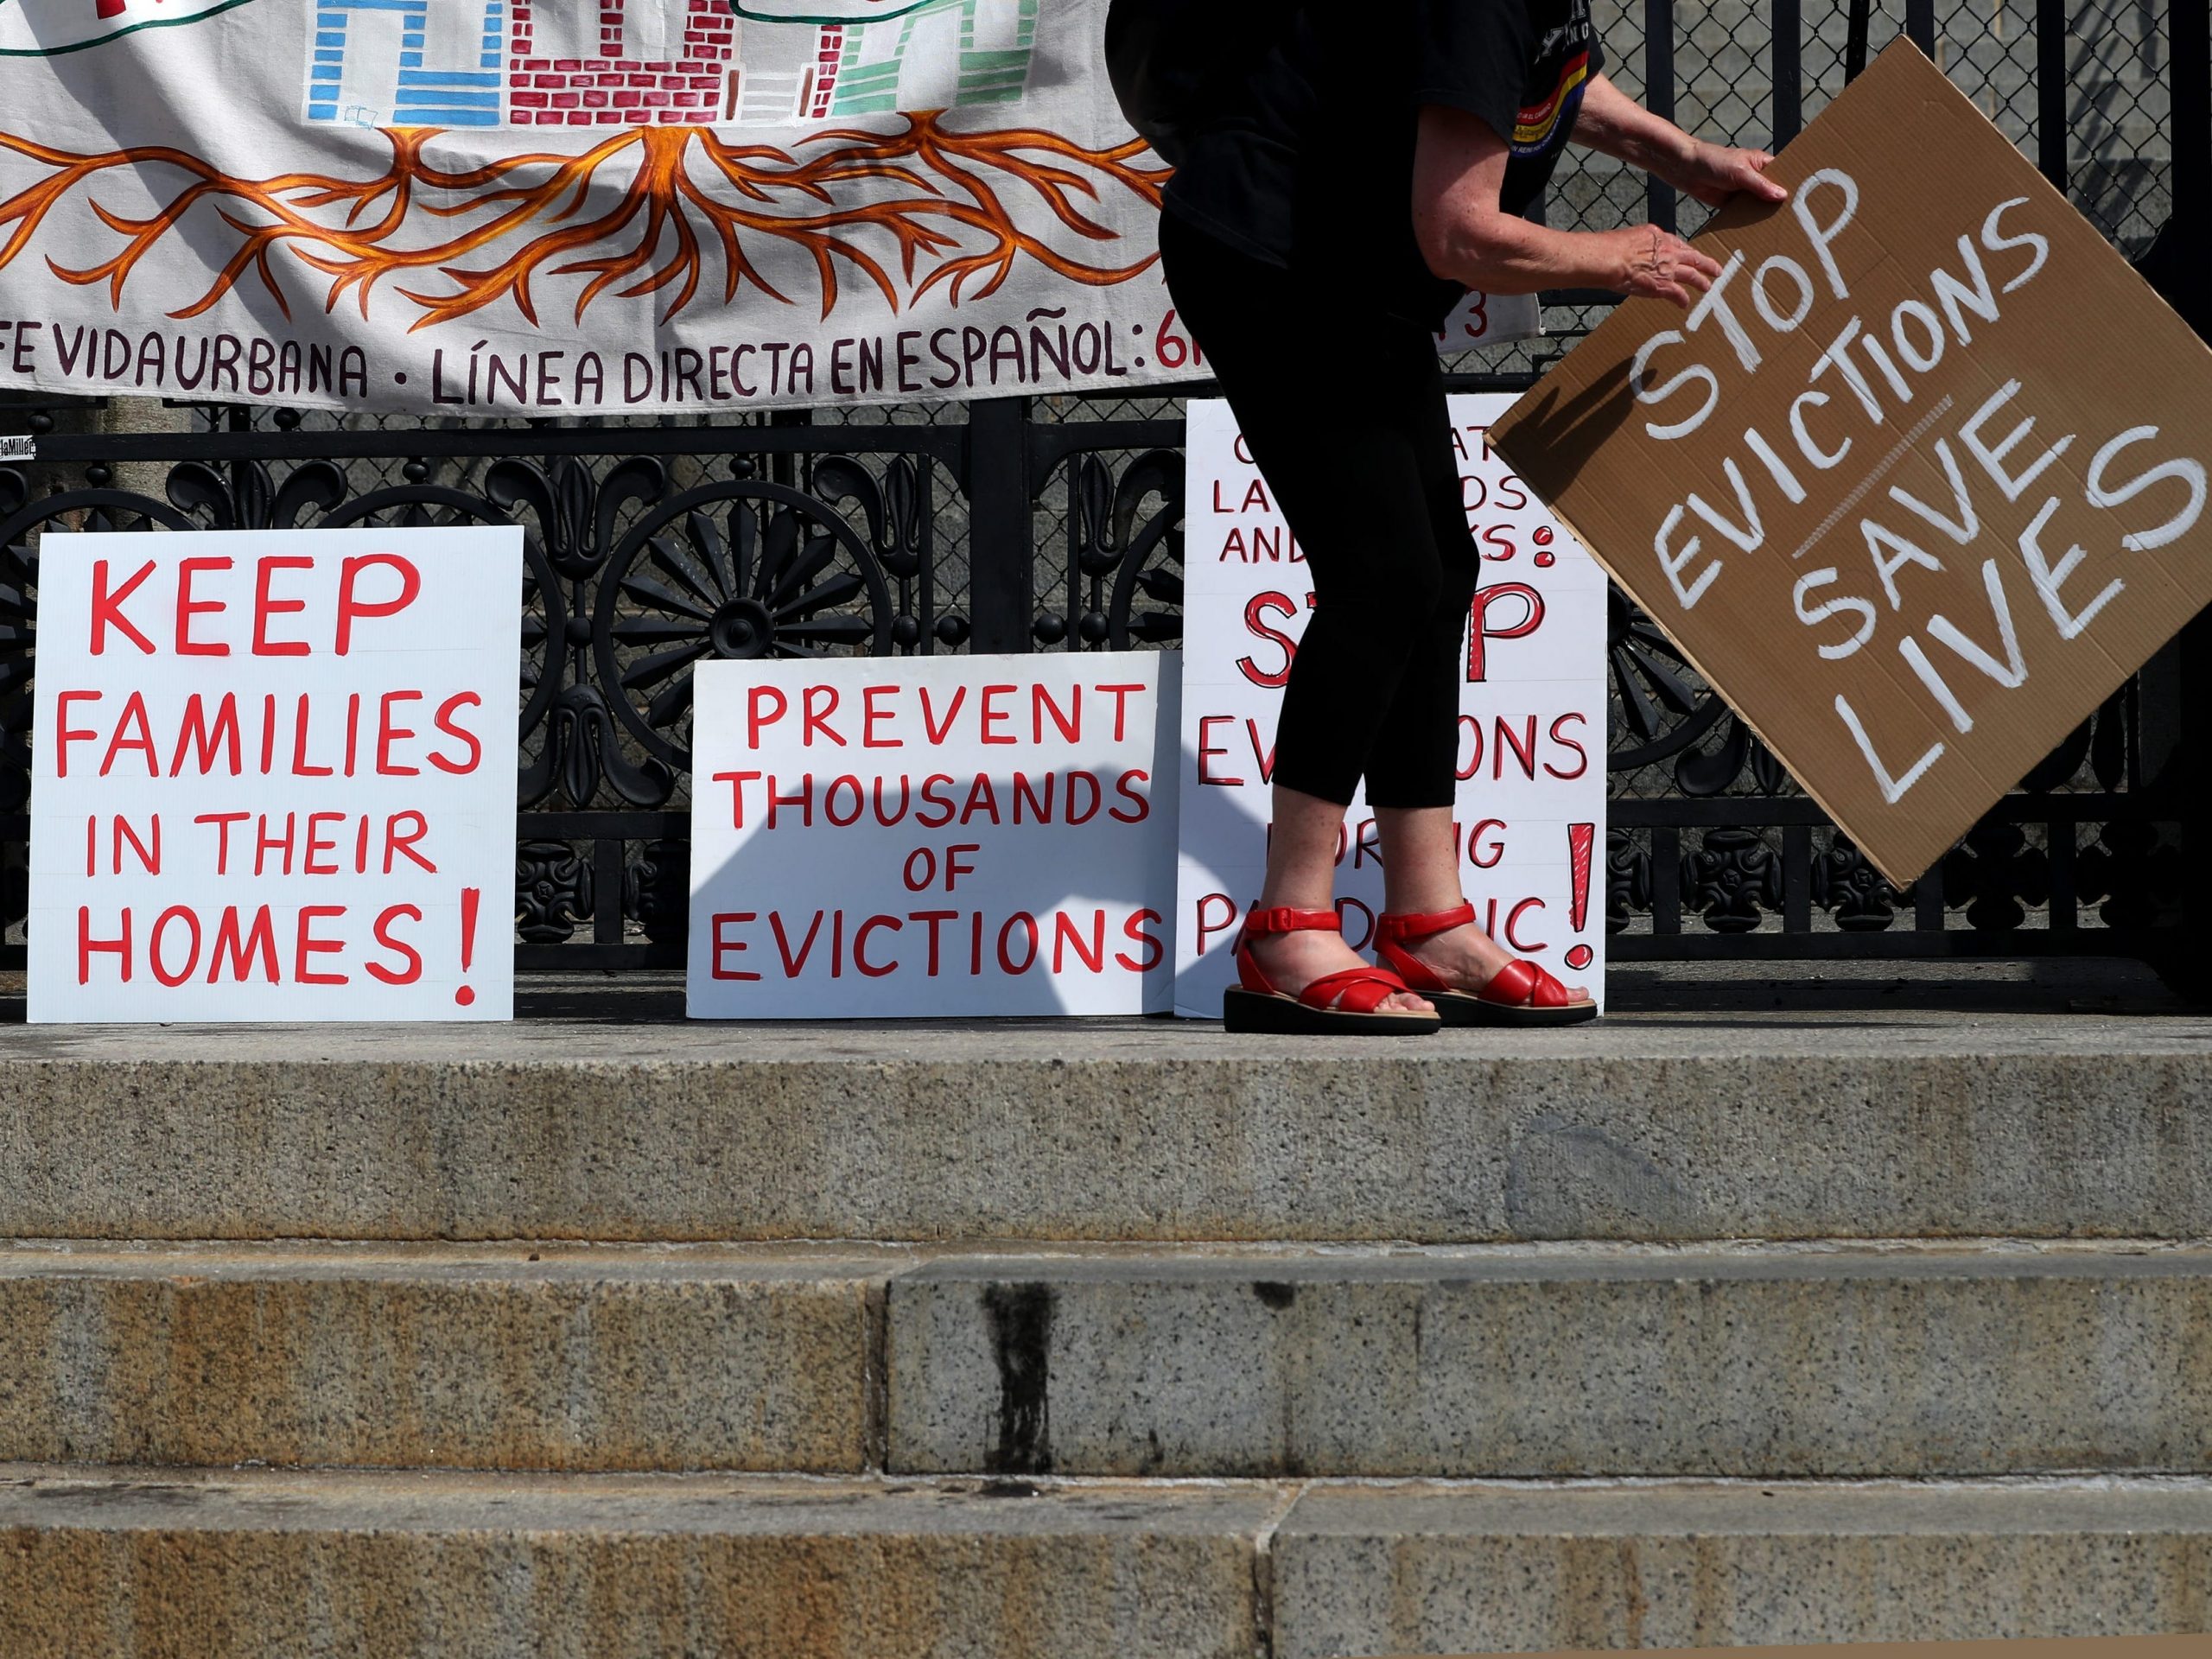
[1493,41,2212,885]
[28,529,523,1023]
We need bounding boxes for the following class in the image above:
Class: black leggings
[1160,212,1478,809]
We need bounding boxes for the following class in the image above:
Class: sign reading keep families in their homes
[688,653,1179,1018]
[1491,41,2212,886]
[28,528,522,1023]
[1175,396,1608,1020]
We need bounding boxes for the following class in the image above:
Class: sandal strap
[1233,906,1347,997]
[1374,902,1477,946]
[1374,903,1475,995]
[1478,957,1573,1009]
[1299,965,1414,1015]
[1239,906,1344,939]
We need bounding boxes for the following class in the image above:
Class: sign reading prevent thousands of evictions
[1491,41,2212,886]
[688,653,1179,1019]
[28,529,523,1023]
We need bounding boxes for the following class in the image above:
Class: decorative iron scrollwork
[2079,819,2178,931]
[592,480,894,774]
[624,838,690,944]
[1681,827,1784,934]
[1106,448,1184,650]
[1813,836,1904,932]
[1607,586,1724,772]
[1942,823,2050,933]
[515,840,593,944]
[1605,829,1649,934]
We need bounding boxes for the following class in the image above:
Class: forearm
[1411,102,1727,306]
[1418,208,1627,296]
[1572,73,1696,186]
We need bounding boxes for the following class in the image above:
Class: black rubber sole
[1222,987,1441,1036]
[1427,989,1600,1028]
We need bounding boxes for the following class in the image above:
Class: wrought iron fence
[2,0,2204,975]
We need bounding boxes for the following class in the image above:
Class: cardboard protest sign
[1491,41,2212,886]
[1175,395,1607,1020]
[688,652,1179,1018]
[29,528,522,1022]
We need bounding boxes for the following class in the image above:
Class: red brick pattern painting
[507,0,734,126]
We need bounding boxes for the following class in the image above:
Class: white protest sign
[689,652,1179,1019]
[1438,291,1541,354]
[29,528,522,1023]
[1175,394,1606,1020]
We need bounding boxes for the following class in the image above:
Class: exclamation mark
[1564,823,1594,970]
[454,887,480,1007]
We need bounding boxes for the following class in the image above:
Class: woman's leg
[1363,370,1588,1001]
[1356,346,1478,816]
[1160,213,1443,1010]
[1372,805,1590,1002]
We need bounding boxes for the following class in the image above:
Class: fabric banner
[0,0,1532,416]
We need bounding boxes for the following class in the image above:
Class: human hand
[1595,226,1724,308]
[1675,141,1789,207]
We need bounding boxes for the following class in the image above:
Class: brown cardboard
[1491,40,2212,886]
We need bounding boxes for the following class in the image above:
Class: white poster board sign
[1438,291,1541,355]
[29,528,522,1022]
[689,652,1180,1019]
[1175,394,1607,1020]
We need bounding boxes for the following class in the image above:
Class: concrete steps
[6,1008,2212,1243]
[887,1243,2212,1480]
[6,976,2209,1652]
[0,1243,895,1473]
[7,1240,2211,1482]
[0,1467,1273,1659]
[4,1467,2208,1659]
[1267,1478,2212,1659]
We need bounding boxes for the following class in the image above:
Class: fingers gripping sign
[1618,226,1727,309]
[1682,143,1793,208]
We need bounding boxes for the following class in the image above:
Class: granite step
[0,1243,895,1474]
[0,1466,1272,1659]
[3,986,2209,1244]
[10,1239,2212,1480]
[887,1243,2212,1479]
[1268,1477,2212,1659]
[4,1466,2209,1659]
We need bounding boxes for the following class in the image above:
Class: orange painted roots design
[0,115,1170,329]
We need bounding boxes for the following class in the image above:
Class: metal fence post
[2158,0,2212,999]
[965,396,1034,653]
[1904,0,1936,52]
[1771,0,1802,148]
[2036,0,2068,190]
[1643,0,1678,232]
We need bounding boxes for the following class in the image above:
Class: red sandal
[1224,906,1440,1036]
[1374,903,1598,1028]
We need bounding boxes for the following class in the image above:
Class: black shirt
[1163,0,1601,327]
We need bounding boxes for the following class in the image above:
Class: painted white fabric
[0,0,1533,414]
